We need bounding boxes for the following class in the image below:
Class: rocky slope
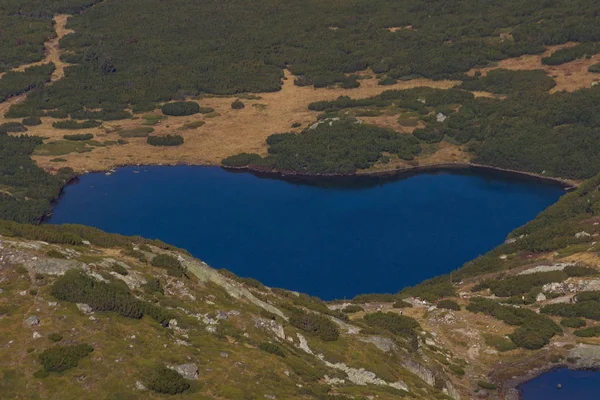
[3,177,600,399]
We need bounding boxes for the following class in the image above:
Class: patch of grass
[180,120,205,130]
[258,342,285,357]
[483,334,517,352]
[34,140,92,156]
[48,333,63,342]
[118,127,154,137]
[477,380,497,390]
[204,111,221,118]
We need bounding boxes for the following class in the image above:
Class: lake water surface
[519,368,600,399]
[49,166,564,299]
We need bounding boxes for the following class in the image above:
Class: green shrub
[48,333,63,342]
[143,278,163,294]
[39,344,93,372]
[258,342,286,357]
[51,270,173,325]
[151,254,186,277]
[289,312,339,341]
[477,381,497,390]
[483,334,517,352]
[52,120,101,129]
[46,249,66,258]
[363,312,420,336]
[222,152,264,167]
[22,116,42,126]
[111,263,128,276]
[392,300,412,308]
[449,364,465,376]
[560,317,586,328]
[574,326,600,337]
[118,127,154,137]
[378,77,397,86]
[541,300,600,320]
[147,134,184,146]
[0,122,27,134]
[589,63,600,73]
[564,265,597,277]
[161,101,200,116]
[198,107,215,114]
[146,365,190,394]
[29,289,38,295]
[33,369,49,379]
[342,305,364,313]
[231,100,245,109]
[291,122,301,128]
[437,299,460,311]
[63,133,93,141]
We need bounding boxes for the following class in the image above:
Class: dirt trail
[0,15,73,117]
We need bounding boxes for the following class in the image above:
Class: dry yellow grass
[468,42,600,92]
[22,69,459,173]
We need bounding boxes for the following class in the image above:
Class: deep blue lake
[49,166,564,299]
[519,368,600,399]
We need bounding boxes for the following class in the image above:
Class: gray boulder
[170,363,199,380]
[25,315,40,326]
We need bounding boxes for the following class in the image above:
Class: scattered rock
[536,292,547,302]
[135,381,146,391]
[216,311,228,320]
[359,336,397,353]
[168,319,178,329]
[205,326,217,334]
[76,303,93,314]
[575,231,591,239]
[519,262,575,275]
[220,352,229,358]
[32,331,42,339]
[169,363,199,380]
[25,315,40,326]
[436,112,447,122]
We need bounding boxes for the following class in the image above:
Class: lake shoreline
[223,162,578,190]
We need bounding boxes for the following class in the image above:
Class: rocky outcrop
[169,363,199,380]
[358,335,397,353]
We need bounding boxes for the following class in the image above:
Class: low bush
[0,122,27,134]
[39,344,93,372]
[574,326,600,337]
[143,278,163,294]
[342,305,364,313]
[289,312,339,341]
[63,133,93,141]
[161,101,200,116]
[483,334,517,352]
[564,265,597,277]
[589,63,600,73]
[258,342,286,357]
[392,300,413,308]
[363,312,420,336]
[118,127,154,137]
[111,263,128,275]
[477,381,497,390]
[151,254,187,277]
[52,120,101,129]
[46,249,66,258]
[468,297,561,349]
[22,116,42,126]
[231,100,245,109]
[378,77,397,85]
[560,317,586,328]
[449,364,465,376]
[198,107,215,114]
[147,134,184,146]
[541,298,600,320]
[222,153,263,167]
[48,333,63,342]
[437,299,460,311]
[146,365,190,394]
[51,270,173,325]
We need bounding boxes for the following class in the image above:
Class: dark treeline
[0,134,75,223]
[3,0,600,117]
[223,120,421,174]
[542,42,600,65]
[0,63,55,103]
[302,75,600,180]
[0,0,102,71]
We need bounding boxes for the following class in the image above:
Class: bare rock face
[169,363,199,380]
[26,258,83,275]
[359,336,398,353]
[25,315,40,326]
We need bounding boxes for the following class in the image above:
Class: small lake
[519,368,600,399]
[49,166,564,299]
